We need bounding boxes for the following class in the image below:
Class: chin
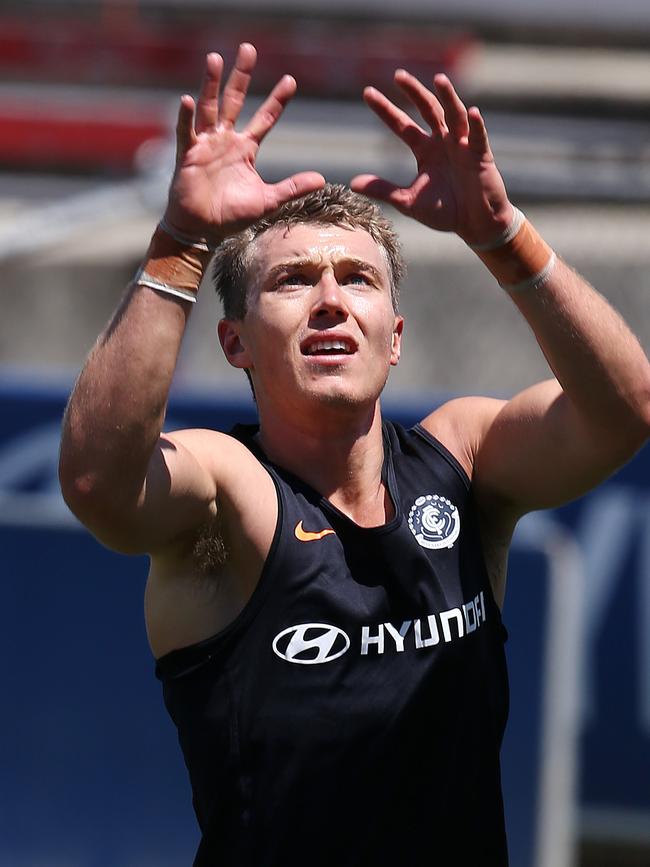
[306,375,389,411]
[315,390,361,409]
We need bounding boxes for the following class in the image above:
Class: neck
[257,400,392,527]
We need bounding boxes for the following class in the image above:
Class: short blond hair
[213,184,405,319]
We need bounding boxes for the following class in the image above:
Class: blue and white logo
[408,494,460,550]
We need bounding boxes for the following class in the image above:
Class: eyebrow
[265,257,386,285]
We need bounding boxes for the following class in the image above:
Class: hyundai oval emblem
[272,623,350,665]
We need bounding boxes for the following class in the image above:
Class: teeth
[308,339,351,354]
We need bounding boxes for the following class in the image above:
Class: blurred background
[0,1,648,865]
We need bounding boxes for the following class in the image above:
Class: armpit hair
[191,514,229,577]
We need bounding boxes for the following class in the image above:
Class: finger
[433,74,469,141]
[245,75,297,145]
[195,52,223,134]
[265,172,326,209]
[175,94,197,161]
[362,86,429,152]
[467,106,493,158]
[220,42,257,129]
[350,174,410,210]
[394,69,447,135]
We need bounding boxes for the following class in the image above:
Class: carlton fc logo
[408,494,460,550]
[273,623,350,665]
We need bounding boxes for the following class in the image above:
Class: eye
[342,272,371,285]
[276,273,309,288]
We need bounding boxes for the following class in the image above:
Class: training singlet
[156,421,510,867]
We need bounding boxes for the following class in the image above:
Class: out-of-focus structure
[0,3,648,867]
[1,0,650,397]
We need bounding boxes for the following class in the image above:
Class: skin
[59,44,650,658]
[220,223,403,434]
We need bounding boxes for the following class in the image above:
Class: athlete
[59,44,650,866]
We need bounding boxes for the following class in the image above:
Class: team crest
[408,494,460,550]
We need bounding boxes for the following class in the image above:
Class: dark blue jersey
[156,421,510,866]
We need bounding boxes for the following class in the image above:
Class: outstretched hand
[164,44,325,243]
[351,71,514,246]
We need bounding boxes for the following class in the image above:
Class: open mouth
[302,338,356,355]
[300,331,359,359]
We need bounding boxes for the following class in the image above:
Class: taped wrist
[469,208,557,292]
[133,224,214,303]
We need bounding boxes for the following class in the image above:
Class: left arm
[352,70,650,516]
[470,256,650,515]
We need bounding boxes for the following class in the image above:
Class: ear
[390,316,404,366]
[218,318,252,369]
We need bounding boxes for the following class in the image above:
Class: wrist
[133,223,215,303]
[467,208,556,293]
[458,203,516,249]
[162,207,228,251]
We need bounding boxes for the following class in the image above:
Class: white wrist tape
[468,208,526,252]
[134,267,198,303]
[503,252,557,293]
[158,218,216,253]
[468,207,556,293]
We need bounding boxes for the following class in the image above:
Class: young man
[59,44,650,866]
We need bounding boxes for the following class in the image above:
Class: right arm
[59,44,324,554]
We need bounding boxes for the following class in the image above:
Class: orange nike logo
[294,520,335,542]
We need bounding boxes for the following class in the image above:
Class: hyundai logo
[272,623,350,665]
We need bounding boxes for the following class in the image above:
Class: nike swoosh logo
[294,520,335,542]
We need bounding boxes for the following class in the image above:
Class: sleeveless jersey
[156,421,510,866]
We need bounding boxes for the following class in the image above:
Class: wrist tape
[133,223,214,303]
[470,208,557,292]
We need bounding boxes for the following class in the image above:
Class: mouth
[300,336,358,358]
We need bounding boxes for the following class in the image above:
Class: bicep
[423,381,632,521]
[88,430,220,555]
[473,379,633,517]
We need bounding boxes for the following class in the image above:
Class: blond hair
[213,184,405,319]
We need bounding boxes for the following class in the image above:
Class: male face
[219,222,403,419]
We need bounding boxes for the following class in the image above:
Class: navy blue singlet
[156,421,510,866]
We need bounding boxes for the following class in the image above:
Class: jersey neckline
[230,421,403,536]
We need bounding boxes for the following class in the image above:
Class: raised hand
[351,71,514,246]
[164,43,325,243]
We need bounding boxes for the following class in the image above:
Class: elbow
[58,464,145,555]
[58,444,114,524]
[59,429,89,510]
[58,460,102,524]
[613,386,650,458]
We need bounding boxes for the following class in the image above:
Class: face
[218,222,403,418]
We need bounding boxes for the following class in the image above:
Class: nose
[310,273,348,320]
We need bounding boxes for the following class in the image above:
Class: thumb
[266,172,326,209]
[350,175,405,209]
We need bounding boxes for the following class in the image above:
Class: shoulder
[162,427,270,487]
[419,396,507,481]
[162,426,256,464]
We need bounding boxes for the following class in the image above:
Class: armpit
[191,514,228,576]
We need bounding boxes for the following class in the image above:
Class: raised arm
[59,44,324,553]
[352,71,650,518]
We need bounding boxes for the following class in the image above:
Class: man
[59,43,650,866]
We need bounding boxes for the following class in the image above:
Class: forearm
[59,226,212,517]
[473,216,650,448]
[510,260,649,439]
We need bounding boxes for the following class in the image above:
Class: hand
[351,71,514,246]
[164,43,325,243]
